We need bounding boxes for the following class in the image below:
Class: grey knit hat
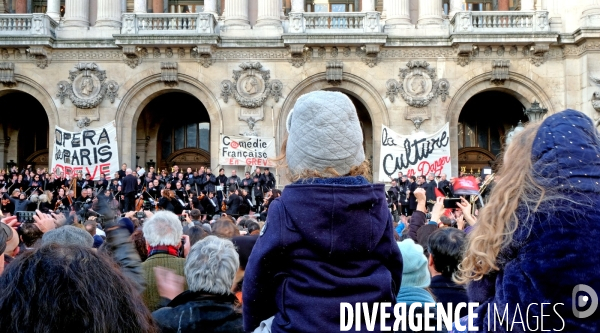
[42,225,94,248]
[286,91,365,176]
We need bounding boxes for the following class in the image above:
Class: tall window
[457,122,502,156]
[162,122,210,158]
[167,0,204,13]
[307,1,357,12]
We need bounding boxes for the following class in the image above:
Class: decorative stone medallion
[386,61,450,108]
[221,62,283,108]
[57,63,119,109]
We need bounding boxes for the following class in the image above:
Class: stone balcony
[450,10,557,45]
[115,12,219,47]
[284,11,387,47]
[0,14,57,46]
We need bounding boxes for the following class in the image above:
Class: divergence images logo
[572,284,598,319]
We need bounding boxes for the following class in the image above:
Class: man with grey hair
[122,167,138,212]
[152,236,243,333]
[141,211,188,311]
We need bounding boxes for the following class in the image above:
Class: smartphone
[136,211,145,219]
[443,198,461,209]
[16,211,35,223]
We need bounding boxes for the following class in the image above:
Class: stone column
[222,0,250,30]
[134,0,146,13]
[291,0,304,13]
[152,0,163,13]
[64,0,90,27]
[521,0,534,10]
[122,0,127,13]
[384,0,411,27]
[47,0,61,21]
[15,0,26,13]
[449,0,462,17]
[417,0,443,25]
[204,0,218,16]
[96,0,122,27]
[256,0,282,28]
[361,0,375,12]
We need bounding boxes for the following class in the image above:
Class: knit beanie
[286,91,365,177]
[42,225,94,248]
[397,239,431,288]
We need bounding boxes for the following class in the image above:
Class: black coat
[251,173,265,195]
[424,180,437,202]
[437,180,452,197]
[226,194,241,216]
[152,292,244,333]
[122,174,138,195]
[408,181,418,210]
[429,275,469,319]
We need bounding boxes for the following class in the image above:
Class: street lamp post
[524,100,548,122]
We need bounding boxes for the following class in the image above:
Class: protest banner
[219,135,276,167]
[379,123,452,182]
[51,121,119,180]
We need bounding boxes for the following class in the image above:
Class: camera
[179,215,187,222]
[136,211,145,219]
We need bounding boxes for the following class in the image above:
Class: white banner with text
[379,124,452,182]
[219,135,276,167]
[51,121,119,180]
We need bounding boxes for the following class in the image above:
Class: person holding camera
[122,168,139,213]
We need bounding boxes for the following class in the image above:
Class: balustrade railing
[120,13,216,35]
[288,12,381,33]
[452,11,549,33]
[0,14,57,37]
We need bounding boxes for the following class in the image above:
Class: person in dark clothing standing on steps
[122,168,138,212]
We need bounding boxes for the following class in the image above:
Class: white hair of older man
[126,168,132,175]
[142,211,183,247]
[185,236,240,295]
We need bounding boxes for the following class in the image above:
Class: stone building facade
[1,0,600,184]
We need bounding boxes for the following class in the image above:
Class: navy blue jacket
[467,110,600,332]
[243,177,403,333]
[122,174,138,195]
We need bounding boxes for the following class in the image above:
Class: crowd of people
[0,162,278,223]
[0,92,598,333]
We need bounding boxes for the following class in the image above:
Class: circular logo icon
[230,141,239,149]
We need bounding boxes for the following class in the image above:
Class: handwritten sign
[219,135,276,167]
[51,121,119,180]
[379,124,452,182]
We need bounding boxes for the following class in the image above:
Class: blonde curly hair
[456,121,546,283]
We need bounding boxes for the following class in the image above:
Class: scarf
[148,245,179,257]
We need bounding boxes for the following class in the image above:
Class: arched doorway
[136,92,211,171]
[457,91,527,175]
[0,92,49,169]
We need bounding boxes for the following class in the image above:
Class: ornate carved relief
[483,46,492,56]
[153,47,161,58]
[456,44,473,67]
[357,44,381,67]
[192,45,215,68]
[331,47,339,58]
[288,44,311,68]
[317,47,326,59]
[386,79,399,102]
[343,47,351,57]
[220,62,283,108]
[0,62,16,87]
[166,48,173,58]
[497,46,505,57]
[76,117,92,128]
[161,62,178,87]
[178,48,186,58]
[238,116,263,137]
[27,46,51,69]
[525,44,550,66]
[387,61,450,108]
[326,60,343,86]
[0,49,8,60]
[56,63,119,109]
[491,60,510,85]
[122,46,142,69]
[589,76,600,127]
